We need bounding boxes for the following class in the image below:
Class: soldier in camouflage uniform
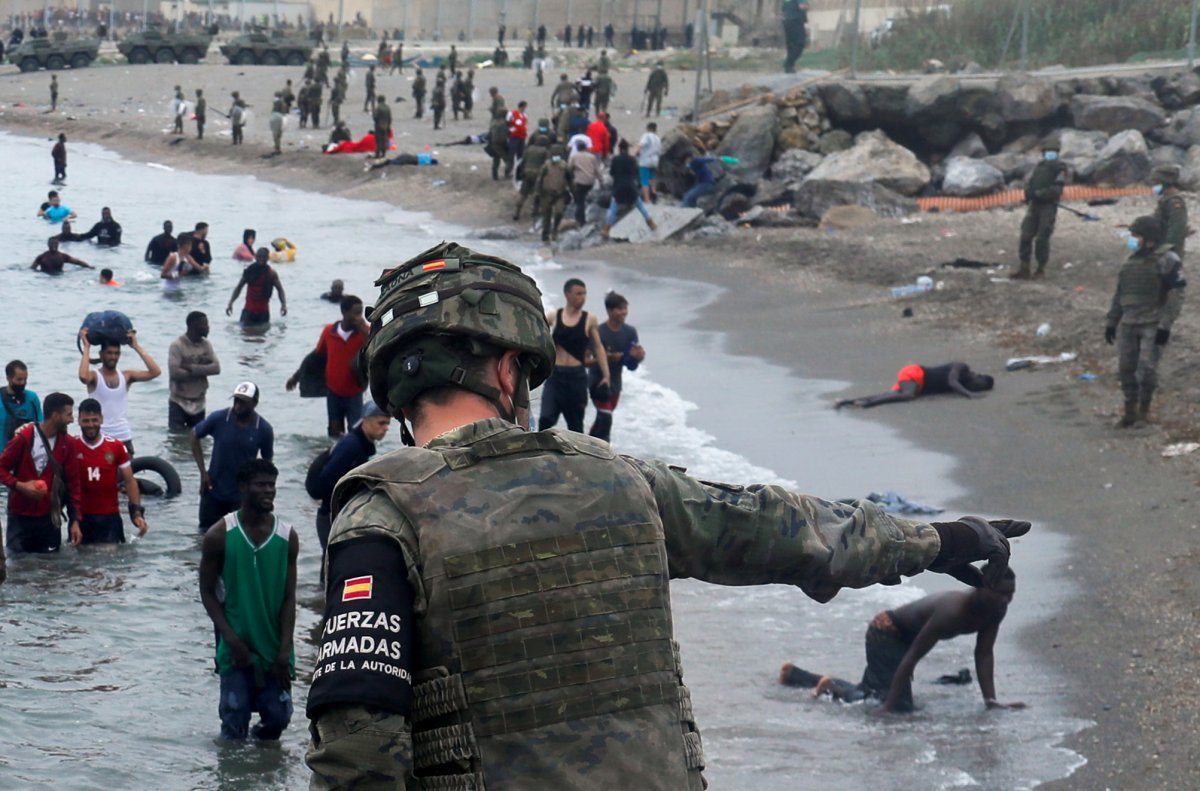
[310,80,323,129]
[316,46,331,87]
[303,241,1029,789]
[463,68,476,120]
[431,73,447,130]
[1105,215,1186,427]
[297,80,312,129]
[488,108,511,181]
[536,144,571,241]
[412,68,426,119]
[373,96,392,159]
[644,61,669,117]
[364,65,377,114]
[594,68,615,114]
[451,71,464,120]
[1151,164,1188,262]
[329,79,344,126]
[194,88,206,139]
[1016,138,1068,279]
[513,121,551,221]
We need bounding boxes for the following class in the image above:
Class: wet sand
[2,59,1198,789]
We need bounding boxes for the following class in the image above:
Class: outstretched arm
[879,615,948,713]
[975,622,1026,710]
[947,364,975,399]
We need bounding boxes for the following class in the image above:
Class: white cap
[232,381,259,402]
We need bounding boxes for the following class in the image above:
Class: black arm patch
[306,536,415,720]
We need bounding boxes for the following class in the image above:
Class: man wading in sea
[78,329,161,455]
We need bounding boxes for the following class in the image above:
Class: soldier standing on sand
[412,67,426,118]
[550,73,576,110]
[1151,164,1188,262]
[1105,216,1186,428]
[298,80,311,128]
[301,240,1030,789]
[195,89,206,139]
[644,61,669,117]
[373,96,392,159]
[431,72,447,130]
[310,81,324,129]
[172,85,186,134]
[363,64,376,114]
[329,79,345,126]
[594,68,615,114]
[463,68,476,120]
[340,39,349,65]
[390,41,403,74]
[487,108,511,181]
[536,46,546,85]
[317,46,332,86]
[448,44,458,73]
[536,144,570,241]
[50,74,58,111]
[450,71,464,120]
[1015,137,1068,279]
[513,121,551,221]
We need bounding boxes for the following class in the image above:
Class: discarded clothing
[838,490,945,516]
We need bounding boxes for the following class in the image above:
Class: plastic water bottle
[890,284,926,297]
[1036,323,1051,337]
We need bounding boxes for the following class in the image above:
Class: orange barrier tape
[916,185,1153,214]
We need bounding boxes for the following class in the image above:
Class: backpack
[79,310,133,349]
[304,447,334,500]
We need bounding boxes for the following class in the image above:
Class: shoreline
[3,64,1199,788]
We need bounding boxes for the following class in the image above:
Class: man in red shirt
[507,99,529,169]
[288,295,369,437]
[587,111,612,160]
[0,392,83,555]
[73,398,148,545]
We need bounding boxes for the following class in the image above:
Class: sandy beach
[2,56,1199,789]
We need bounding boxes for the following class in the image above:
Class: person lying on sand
[835,362,993,409]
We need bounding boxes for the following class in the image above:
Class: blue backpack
[79,310,134,350]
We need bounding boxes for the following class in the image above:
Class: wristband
[129,503,146,520]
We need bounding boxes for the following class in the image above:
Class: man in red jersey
[288,295,369,437]
[72,398,147,545]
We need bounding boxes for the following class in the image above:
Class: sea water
[0,132,1087,789]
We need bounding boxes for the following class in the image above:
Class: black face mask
[9,384,25,398]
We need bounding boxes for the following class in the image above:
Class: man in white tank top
[78,329,162,454]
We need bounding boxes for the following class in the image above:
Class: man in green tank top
[199,459,299,741]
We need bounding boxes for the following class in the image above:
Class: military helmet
[1129,215,1164,244]
[1151,163,1181,187]
[360,242,554,417]
[1039,134,1061,152]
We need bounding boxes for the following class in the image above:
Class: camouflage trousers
[1018,202,1058,269]
[1117,322,1162,401]
[513,177,540,219]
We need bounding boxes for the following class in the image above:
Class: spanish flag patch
[342,575,374,601]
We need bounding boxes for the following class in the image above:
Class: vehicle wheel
[70,52,91,68]
[284,51,306,66]
[155,48,175,63]
[235,50,256,66]
[19,57,39,72]
[131,456,182,499]
[45,55,65,70]
[129,47,149,64]
[261,51,281,66]
[179,48,200,64]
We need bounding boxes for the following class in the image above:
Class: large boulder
[984,151,1039,182]
[948,132,988,160]
[1056,128,1108,174]
[1182,144,1200,190]
[1070,94,1166,135]
[769,148,824,183]
[815,80,871,124]
[996,73,1061,121]
[793,180,917,220]
[1152,106,1200,148]
[817,129,853,154]
[942,156,1006,196]
[1080,129,1151,186]
[714,103,780,182]
[805,130,931,196]
[1150,144,1187,169]
[1153,70,1200,110]
[905,75,960,119]
[861,83,909,124]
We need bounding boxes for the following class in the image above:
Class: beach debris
[1078,372,1098,381]
[890,276,934,298]
[1036,323,1051,337]
[1162,442,1200,458]
[1005,352,1078,371]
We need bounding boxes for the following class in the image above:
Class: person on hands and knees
[780,560,1026,714]
[199,459,298,742]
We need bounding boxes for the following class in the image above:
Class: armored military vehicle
[219,31,313,66]
[118,29,213,64]
[9,33,100,72]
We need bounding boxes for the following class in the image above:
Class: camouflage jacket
[306,418,940,789]
[1154,191,1188,259]
[1107,244,1186,330]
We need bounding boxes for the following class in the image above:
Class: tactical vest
[1116,249,1169,317]
[540,162,569,195]
[522,143,549,183]
[332,428,704,790]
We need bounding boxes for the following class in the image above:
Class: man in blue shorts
[636,121,662,203]
[191,382,274,531]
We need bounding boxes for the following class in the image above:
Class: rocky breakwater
[659,68,1200,225]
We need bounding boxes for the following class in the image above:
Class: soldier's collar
[424,417,521,449]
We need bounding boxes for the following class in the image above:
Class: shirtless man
[32,237,91,274]
[538,278,610,432]
[779,561,1026,714]
[77,329,162,455]
[835,362,994,409]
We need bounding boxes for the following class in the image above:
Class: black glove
[929,517,1031,588]
[1155,328,1170,346]
[1104,326,1116,345]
